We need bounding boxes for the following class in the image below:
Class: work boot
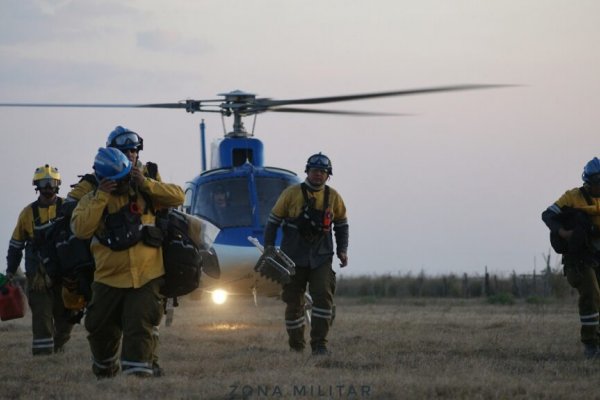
[289,345,304,353]
[311,345,330,356]
[583,343,599,359]
[32,349,53,356]
[93,365,119,380]
[152,362,164,377]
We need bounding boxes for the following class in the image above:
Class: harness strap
[300,183,311,206]
[580,187,595,206]
[299,183,331,232]
[139,191,154,215]
[300,183,330,210]
[31,200,40,226]
[31,198,63,227]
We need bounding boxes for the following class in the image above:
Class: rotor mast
[219,90,256,138]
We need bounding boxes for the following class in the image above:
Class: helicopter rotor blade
[0,103,160,109]
[269,107,409,116]
[260,84,515,107]
[0,84,516,117]
[0,100,224,111]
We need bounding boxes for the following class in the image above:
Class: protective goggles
[35,178,59,188]
[112,132,142,149]
[307,154,330,168]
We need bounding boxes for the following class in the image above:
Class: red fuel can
[0,284,26,321]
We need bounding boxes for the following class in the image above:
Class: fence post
[484,266,490,297]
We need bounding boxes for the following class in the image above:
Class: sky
[1,0,599,277]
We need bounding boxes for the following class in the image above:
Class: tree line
[336,258,574,301]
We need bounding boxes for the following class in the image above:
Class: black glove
[263,245,276,258]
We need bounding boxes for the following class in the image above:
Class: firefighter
[65,126,164,375]
[71,147,184,378]
[263,153,349,355]
[67,126,160,201]
[542,157,600,358]
[5,165,74,355]
[210,184,230,226]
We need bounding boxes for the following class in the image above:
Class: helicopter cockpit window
[183,188,193,214]
[192,179,252,228]
[255,177,297,225]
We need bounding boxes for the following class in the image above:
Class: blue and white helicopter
[0,85,508,305]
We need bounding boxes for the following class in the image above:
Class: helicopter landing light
[211,289,228,305]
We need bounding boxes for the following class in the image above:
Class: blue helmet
[305,153,333,175]
[106,126,144,151]
[93,147,132,181]
[583,157,600,184]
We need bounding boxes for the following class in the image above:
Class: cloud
[0,0,138,45]
[136,29,212,55]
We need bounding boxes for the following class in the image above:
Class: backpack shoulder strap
[300,183,311,205]
[30,200,41,226]
[145,162,158,180]
[323,185,330,210]
[71,173,98,188]
[138,190,155,215]
[580,186,594,206]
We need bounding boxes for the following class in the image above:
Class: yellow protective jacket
[71,178,183,288]
[6,197,63,274]
[265,181,349,268]
[549,187,600,229]
[270,183,347,222]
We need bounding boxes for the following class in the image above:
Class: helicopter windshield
[192,179,252,228]
[190,175,296,229]
[255,177,294,224]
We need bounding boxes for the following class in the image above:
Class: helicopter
[0,84,510,305]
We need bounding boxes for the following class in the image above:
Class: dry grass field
[0,294,594,399]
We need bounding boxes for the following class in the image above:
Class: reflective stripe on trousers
[122,360,153,376]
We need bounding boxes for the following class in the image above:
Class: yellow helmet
[32,164,61,187]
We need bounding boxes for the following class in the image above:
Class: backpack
[158,209,204,298]
[549,206,598,255]
[53,200,95,302]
